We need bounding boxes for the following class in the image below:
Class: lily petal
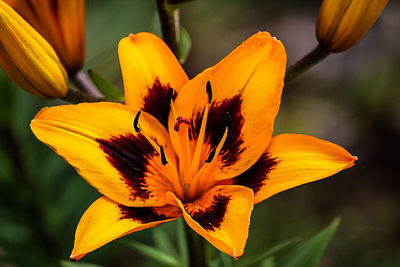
[232,134,357,204]
[70,196,181,261]
[118,32,188,128]
[171,32,286,179]
[30,102,178,207]
[167,185,254,258]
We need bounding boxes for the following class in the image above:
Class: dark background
[0,0,399,266]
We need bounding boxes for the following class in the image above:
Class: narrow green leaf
[0,70,15,125]
[260,257,275,267]
[120,239,181,267]
[220,252,234,267]
[176,218,189,267]
[59,260,103,267]
[280,218,340,267]
[153,227,178,257]
[178,26,191,64]
[150,12,162,38]
[87,70,123,101]
[235,237,301,267]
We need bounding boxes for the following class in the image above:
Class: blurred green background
[0,0,399,266]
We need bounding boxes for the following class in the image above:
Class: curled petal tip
[129,33,136,41]
[352,155,359,164]
[344,155,358,170]
[233,249,238,260]
[70,252,84,262]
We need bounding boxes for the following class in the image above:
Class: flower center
[168,81,229,202]
[133,81,229,202]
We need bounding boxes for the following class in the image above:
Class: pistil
[174,116,192,190]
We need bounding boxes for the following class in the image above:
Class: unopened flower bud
[4,0,86,73]
[316,0,388,52]
[0,1,68,98]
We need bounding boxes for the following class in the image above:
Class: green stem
[71,71,104,98]
[185,224,207,267]
[156,0,180,57]
[285,44,330,83]
[61,88,106,103]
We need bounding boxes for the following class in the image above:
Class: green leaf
[153,227,178,257]
[178,26,191,64]
[0,70,15,125]
[150,12,162,38]
[208,252,233,267]
[87,70,123,101]
[260,257,275,267]
[236,237,301,267]
[176,218,189,267]
[120,239,181,267]
[280,218,340,267]
[59,260,104,267]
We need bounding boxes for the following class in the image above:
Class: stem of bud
[156,0,180,58]
[285,44,330,83]
[61,88,106,103]
[71,71,104,98]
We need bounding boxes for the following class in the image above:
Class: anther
[225,112,232,131]
[206,81,212,104]
[166,88,174,104]
[174,116,191,131]
[133,111,141,132]
[205,147,217,163]
[160,146,168,165]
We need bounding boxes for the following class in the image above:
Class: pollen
[174,116,191,131]
[133,111,141,132]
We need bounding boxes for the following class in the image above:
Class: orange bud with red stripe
[0,1,68,98]
[5,0,86,73]
[316,0,388,52]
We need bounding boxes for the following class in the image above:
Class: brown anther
[174,116,190,131]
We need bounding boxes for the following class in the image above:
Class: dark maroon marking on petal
[190,95,245,167]
[186,194,231,231]
[97,133,157,201]
[142,77,177,130]
[119,205,175,223]
[25,1,40,20]
[50,0,59,15]
[205,147,217,163]
[233,152,279,193]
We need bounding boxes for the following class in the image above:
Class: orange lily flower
[4,0,86,73]
[30,32,357,260]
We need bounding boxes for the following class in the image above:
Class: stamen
[166,88,174,104]
[174,116,191,131]
[190,105,209,176]
[187,126,229,199]
[160,146,168,165]
[206,81,212,104]
[205,147,216,163]
[133,111,141,132]
[225,112,232,132]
